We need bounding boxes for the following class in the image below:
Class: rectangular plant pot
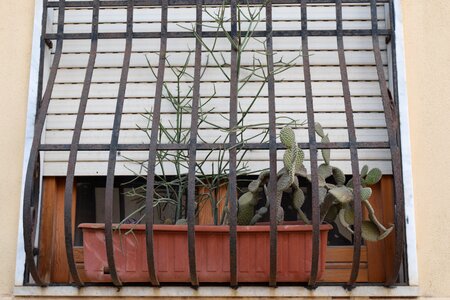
[79,223,332,283]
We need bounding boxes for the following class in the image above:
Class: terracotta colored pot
[79,223,331,283]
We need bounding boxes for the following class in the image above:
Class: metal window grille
[23,0,405,288]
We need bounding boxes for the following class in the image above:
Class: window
[21,0,410,290]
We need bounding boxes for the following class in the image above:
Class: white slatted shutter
[43,2,392,176]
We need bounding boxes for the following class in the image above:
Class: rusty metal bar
[103,0,134,288]
[370,0,405,286]
[144,0,168,287]
[301,0,320,288]
[335,0,362,289]
[23,0,65,286]
[36,0,50,116]
[228,0,238,288]
[265,0,278,287]
[46,29,390,40]
[63,0,100,287]
[40,141,391,151]
[47,0,390,8]
[186,0,202,288]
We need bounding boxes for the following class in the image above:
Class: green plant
[238,123,394,242]
[120,1,303,227]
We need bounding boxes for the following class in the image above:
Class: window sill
[14,285,420,298]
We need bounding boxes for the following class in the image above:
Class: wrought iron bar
[301,0,320,288]
[45,29,390,40]
[36,0,49,115]
[23,0,65,286]
[63,0,100,287]
[144,0,168,287]
[47,0,390,8]
[265,0,278,287]
[40,141,391,151]
[103,0,134,287]
[186,0,202,288]
[370,0,405,286]
[228,0,238,288]
[335,0,362,289]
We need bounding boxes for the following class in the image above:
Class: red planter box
[79,223,331,283]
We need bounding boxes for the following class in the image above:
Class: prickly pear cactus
[237,192,259,225]
[234,123,393,243]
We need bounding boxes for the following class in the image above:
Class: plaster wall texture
[0,0,35,298]
[0,0,450,298]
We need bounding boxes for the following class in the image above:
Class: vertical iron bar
[145,0,168,287]
[228,0,238,288]
[29,0,49,285]
[186,0,202,287]
[370,0,405,286]
[388,0,399,108]
[36,0,49,114]
[266,0,278,287]
[335,0,362,289]
[104,0,134,287]
[301,0,320,288]
[63,0,100,287]
[23,0,65,286]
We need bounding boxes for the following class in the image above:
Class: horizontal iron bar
[47,0,390,8]
[40,141,389,151]
[46,29,390,40]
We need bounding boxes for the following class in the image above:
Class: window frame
[15,0,419,296]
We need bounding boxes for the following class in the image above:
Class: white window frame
[14,0,419,296]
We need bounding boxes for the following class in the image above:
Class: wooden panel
[321,267,368,283]
[381,176,396,281]
[325,246,367,263]
[197,185,227,225]
[365,176,396,282]
[37,177,77,283]
[37,177,58,282]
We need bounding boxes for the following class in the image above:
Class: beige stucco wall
[401,0,450,297]
[0,0,35,299]
[0,0,450,298]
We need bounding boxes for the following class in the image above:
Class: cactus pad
[365,168,382,185]
[248,179,261,193]
[318,163,332,180]
[332,167,346,186]
[330,186,353,204]
[378,225,394,240]
[324,204,339,223]
[361,165,369,177]
[321,135,331,165]
[280,126,296,148]
[315,122,325,138]
[361,220,381,242]
[344,207,355,225]
[359,187,373,201]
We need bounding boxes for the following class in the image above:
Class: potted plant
[79,123,393,283]
[78,3,392,284]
